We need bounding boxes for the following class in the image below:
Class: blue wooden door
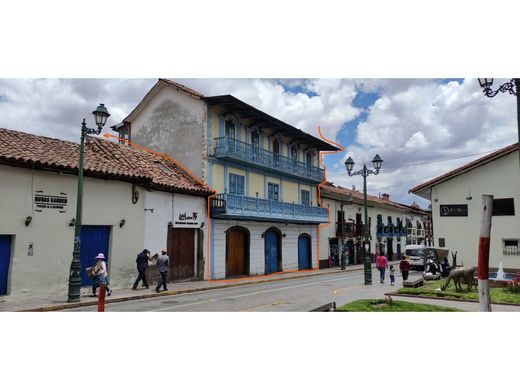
[298,235,311,270]
[80,226,110,286]
[265,230,280,274]
[0,235,12,295]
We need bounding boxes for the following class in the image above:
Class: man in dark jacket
[132,249,150,289]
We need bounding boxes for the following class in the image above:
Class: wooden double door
[168,227,195,280]
[226,227,249,277]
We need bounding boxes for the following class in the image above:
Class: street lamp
[477,78,520,171]
[67,104,110,303]
[345,154,383,285]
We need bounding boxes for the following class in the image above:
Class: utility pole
[478,194,493,312]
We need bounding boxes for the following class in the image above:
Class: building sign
[34,193,68,211]
[439,204,467,217]
[173,194,204,228]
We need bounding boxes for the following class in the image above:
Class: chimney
[382,193,390,201]
[352,185,356,191]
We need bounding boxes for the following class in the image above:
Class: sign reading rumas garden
[34,193,68,210]
[439,204,468,217]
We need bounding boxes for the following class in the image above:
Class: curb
[385,292,520,307]
[14,266,364,312]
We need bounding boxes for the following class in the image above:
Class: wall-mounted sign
[34,193,68,210]
[439,204,468,217]
[173,194,203,228]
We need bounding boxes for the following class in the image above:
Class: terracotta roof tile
[0,128,211,196]
[321,182,428,214]
[159,79,205,99]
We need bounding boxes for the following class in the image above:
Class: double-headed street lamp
[344,154,383,285]
[477,78,520,172]
[67,104,110,303]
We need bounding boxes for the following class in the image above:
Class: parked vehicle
[404,244,425,270]
[405,245,449,271]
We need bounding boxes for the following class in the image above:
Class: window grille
[503,238,520,255]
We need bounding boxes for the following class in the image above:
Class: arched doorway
[226,226,250,277]
[298,234,312,270]
[264,228,282,274]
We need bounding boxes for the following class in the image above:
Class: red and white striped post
[478,195,493,312]
[97,284,106,312]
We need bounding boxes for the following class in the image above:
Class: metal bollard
[98,283,106,312]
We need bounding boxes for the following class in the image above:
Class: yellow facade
[208,106,322,207]
[283,180,298,203]
[212,163,224,193]
[249,172,264,198]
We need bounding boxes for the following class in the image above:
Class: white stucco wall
[143,190,208,270]
[212,220,318,279]
[430,151,520,269]
[0,164,146,297]
[130,84,207,180]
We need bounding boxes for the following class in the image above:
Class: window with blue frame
[229,173,245,195]
[301,190,310,206]
[291,146,298,162]
[225,120,236,139]
[251,131,260,149]
[268,182,279,201]
[306,152,312,167]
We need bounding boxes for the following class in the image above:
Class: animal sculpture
[441,267,475,292]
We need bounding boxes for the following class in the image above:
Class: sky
[0,78,517,208]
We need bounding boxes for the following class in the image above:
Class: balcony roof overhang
[205,95,339,152]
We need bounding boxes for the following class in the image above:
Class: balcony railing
[211,193,328,224]
[213,137,325,182]
[335,222,364,238]
[377,225,407,237]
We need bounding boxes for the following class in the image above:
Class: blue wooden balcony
[213,137,325,182]
[376,226,407,238]
[210,193,328,224]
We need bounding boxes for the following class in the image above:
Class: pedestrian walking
[91,253,111,297]
[155,249,169,293]
[132,249,150,290]
[399,254,410,281]
[376,252,389,283]
[389,265,396,286]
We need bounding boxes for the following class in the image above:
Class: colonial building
[114,79,338,279]
[319,183,431,266]
[410,143,520,270]
[0,128,210,297]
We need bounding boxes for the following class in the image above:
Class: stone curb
[15,266,364,312]
[386,292,520,307]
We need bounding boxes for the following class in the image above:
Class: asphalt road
[63,268,423,312]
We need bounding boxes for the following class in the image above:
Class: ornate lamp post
[67,104,110,303]
[345,154,383,285]
[477,78,520,171]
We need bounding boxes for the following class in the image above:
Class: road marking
[148,274,362,311]
[333,285,357,295]
[240,301,288,312]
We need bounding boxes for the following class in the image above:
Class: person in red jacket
[375,253,389,283]
[399,255,410,281]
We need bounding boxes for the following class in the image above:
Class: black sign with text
[439,204,468,217]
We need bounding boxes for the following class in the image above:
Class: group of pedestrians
[375,253,410,286]
[87,248,171,297]
[132,249,170,293]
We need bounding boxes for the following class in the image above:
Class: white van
[404,244,426,270]
[404,245,450,270]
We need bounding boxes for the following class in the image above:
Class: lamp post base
[67,252,82,303]
[364,255,372,285]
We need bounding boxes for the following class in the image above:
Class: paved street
[63,268,421,312]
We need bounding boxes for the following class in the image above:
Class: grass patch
[337,299,463,312]
[397,279,520,304]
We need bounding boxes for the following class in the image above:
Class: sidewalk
[1,261,386,312]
